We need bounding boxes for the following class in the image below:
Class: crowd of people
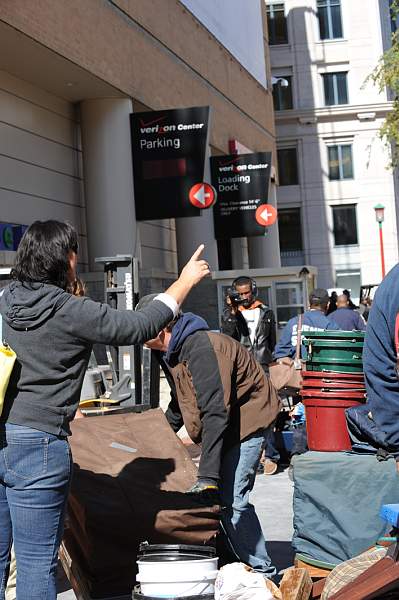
[220,278,369,477]
[0,221,376,598]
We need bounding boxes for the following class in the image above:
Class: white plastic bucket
[136,557,218,597]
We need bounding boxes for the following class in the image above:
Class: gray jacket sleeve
[67,296,173,346]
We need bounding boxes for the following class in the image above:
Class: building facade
[0,0,277,326]
[268,0,398,300]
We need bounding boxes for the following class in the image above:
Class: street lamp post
[374,203,386,279]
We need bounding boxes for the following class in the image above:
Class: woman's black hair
[11,220,78,290]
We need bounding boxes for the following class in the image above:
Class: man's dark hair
[309,288,329,309]
[11,220,78,290]
[232,276,253,289]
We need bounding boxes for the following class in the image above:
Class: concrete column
[80,98,137,269]
[175,148,218,270]
[247,183,281,268]
[175,149,219,327]
[231,238,249,270]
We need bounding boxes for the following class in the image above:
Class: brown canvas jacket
[166,330,281,480]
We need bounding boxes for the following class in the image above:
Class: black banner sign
[130,106,210,220]
[211,152,272,239]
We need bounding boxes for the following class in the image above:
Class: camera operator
[221,276,276,370]
[221,276,279,475]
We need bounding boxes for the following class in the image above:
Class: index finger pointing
[190,244,205,261]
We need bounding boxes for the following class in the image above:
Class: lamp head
[374,203,385,224]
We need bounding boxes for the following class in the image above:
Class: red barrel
[302,379,366,392]
[303,398,362,451]
[301,389,367,401]
[302,370,364,383]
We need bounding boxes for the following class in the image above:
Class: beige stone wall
[0,0,276,156]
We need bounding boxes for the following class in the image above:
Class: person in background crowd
[274,288,340,457]
[343,289,358,310]
[360,297,372,322]
[220,276,279,475]
[326,290,337,315]
[139,295,281,579]
[328,294,366,331]
[274,288,340,359]
[0,220,209,600]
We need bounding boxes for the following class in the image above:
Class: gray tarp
[292,451,399,564]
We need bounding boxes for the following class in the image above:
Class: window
[276,282,304,329]
[335,270,361,302]
[273,76,293,110]
[332,204,358,246]
[317,0,343,40]
[278,208,303,252]
[267,3,288,45]
[322,72,348,105]
[277,148,298,185]
[328,144,353,180]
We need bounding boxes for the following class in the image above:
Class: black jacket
[220,303,276,370]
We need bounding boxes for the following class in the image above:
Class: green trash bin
[303,330,365,373]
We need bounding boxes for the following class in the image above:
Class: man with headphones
[221,276,279,475]
[221,276,276,370]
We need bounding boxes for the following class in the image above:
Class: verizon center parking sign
[211,152,272,238]
[131,106,210,220]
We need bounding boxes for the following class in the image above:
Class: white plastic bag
[214,563,278,600]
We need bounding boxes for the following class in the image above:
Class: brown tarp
[67,409,220,598]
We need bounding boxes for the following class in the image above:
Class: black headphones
[232,276,258,297]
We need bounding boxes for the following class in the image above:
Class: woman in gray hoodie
[0,220,209,600]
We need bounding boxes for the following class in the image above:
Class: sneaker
[263,459,278,476]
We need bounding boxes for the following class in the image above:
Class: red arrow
[189,183,217,209]
[255,204,277,226]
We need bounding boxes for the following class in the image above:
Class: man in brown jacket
[139,296,281,578]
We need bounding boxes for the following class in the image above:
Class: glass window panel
[323,74,335,105]
[318,6,328,39]
[328,146,340,180]
[336,73,348,104]
[257,287,272,307]
[277,306,303,329]
[277,148,298,185]
[267,4,288,45]
[278,208,303,252]
[341,145,353,179]
[276,283,302,306]
[273,76,293,110]
[317,0,342,40]
[332,205,358,246]
[331,4,343,37]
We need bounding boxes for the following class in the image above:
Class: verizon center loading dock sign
[130,106,210,220]
[211,152,272,238]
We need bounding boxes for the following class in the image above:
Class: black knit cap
[309,288,329,305]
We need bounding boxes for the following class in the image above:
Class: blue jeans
[220,428,276,577]
[264,427,280,463]
[0,424,72,600]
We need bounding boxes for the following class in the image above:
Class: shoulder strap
[295,313,303,361]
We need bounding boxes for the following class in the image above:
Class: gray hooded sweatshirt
[0,281,172,436]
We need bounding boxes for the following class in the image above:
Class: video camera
[226,287,245,305]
